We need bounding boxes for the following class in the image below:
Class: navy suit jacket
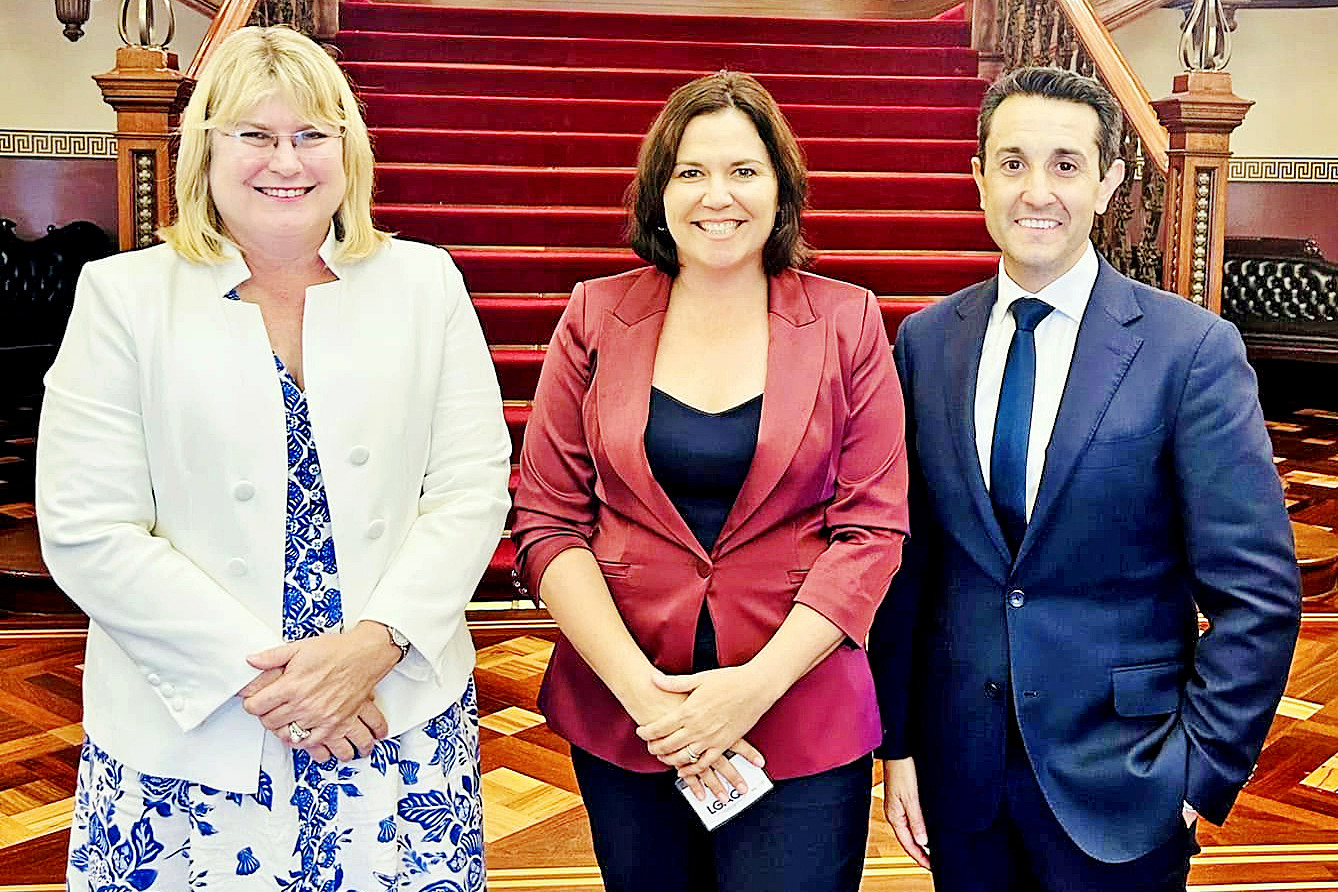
[869,257,1300,863]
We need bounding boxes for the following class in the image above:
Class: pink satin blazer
[512,266,909,779]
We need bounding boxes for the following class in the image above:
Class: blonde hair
[161,26,389,263]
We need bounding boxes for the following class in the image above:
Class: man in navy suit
[869,67,1300,891]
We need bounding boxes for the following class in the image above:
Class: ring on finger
[684,747,700,764]
[287,722,312,745]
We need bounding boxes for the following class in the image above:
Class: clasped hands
[632,664,773,802]
[237,620,400,763]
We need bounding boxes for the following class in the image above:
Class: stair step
[374,166,980,210]
[475,296,570,346]
[379,206,992,252]
[368,129,979,173]
[362,94,978,139]
[491,347,545,402]
[343,62,987,107]
[340,3,970,47]
[477,295,936,350]
[338,33,977,77]
[451,248,996,299]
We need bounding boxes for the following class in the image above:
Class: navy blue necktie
[991,297,1054,556]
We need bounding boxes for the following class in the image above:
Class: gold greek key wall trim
[0,130,116,159]
[1230,157,1338,183]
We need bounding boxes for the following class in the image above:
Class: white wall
[1114,6,1338,159]
[0,0,209,132]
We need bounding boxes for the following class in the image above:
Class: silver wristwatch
[386,625,410,662]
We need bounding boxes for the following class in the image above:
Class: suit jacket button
[984,681,1003,699]
[367,518,386,540]
[228,558,248,576]
[348,446,371,466]
[696,559,710,578]
[1008,589,1025,608]
[232,480,256,501]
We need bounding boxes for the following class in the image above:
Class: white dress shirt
[974,243,1098,520]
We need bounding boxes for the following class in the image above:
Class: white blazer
[36,235,512,792]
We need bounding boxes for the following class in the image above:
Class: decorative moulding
[1229,157,1338,183]
[0,130,116,159]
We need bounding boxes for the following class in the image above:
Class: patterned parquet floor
[1,406,1337,890]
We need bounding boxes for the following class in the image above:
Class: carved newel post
[1151,0,1250,313]
[1151,72,1250,314]
[94,1,190,250]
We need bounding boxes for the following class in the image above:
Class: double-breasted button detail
[1008,589,1026,608]
[984,681,1003,699]
[348,446,371,466]
[232,480,256,501]
[227,558,248,577]
[367,518,386,540]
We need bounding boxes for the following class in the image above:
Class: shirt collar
[211,224,343,297]
[992,241,1098,326]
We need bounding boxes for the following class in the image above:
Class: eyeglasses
[218,128,345,155]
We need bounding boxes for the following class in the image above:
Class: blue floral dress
[67,292,486,892]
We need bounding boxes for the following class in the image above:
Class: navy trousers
[570,747,872,892]
[927,719,1200,892]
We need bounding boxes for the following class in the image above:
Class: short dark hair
[626,71,810,277]
[977,66,1123,176]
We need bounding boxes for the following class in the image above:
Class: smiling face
[661,107,779,279]
[207,95,347,255]
[973,94,1125,293]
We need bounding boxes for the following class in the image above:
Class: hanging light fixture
[54,0,92,41]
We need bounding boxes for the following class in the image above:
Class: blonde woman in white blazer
[36,27,510,892]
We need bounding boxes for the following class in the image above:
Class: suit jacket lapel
[948,278,1015,571]
[1016,260,1144,566]
[715,270,825,553]
[595,270,707,557]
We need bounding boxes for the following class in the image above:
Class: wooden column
[94,47,192,251]
[1151,71,1251,313]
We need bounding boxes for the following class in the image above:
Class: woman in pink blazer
[511,72,909,892]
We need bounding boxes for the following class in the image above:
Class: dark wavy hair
[626,71,810,277]
[977,66,1123,177]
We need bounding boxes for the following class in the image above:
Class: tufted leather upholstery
[1222,237,1338,362]
[0,218,114,505]
[0,218,114,350]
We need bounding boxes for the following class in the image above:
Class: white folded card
[675,751,774,831]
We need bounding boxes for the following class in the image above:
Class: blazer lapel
[1016,260,1144,566]
[594,270,709,557]
[947,279,1015,572]
[714,270,825,553]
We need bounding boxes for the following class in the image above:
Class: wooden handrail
[186,0,259,81]
[1054,0,1170,175]
[1095,0,1174,29]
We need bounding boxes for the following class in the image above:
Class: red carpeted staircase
[334,2,996,601]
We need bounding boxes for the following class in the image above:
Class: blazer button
[984,681,1003,699]
[146,672,161,687]
[232,480,256,501]
[228,558,248,576]
[696,559,710,578]
[367,518,386,540]
[160,682,176,697]
[1008,589,1025,608]
[348,446,371,466]
[170,697,185,712]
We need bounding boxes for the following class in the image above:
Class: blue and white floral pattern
[68,291,485,891]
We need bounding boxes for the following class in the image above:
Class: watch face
[389,626,409,647]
